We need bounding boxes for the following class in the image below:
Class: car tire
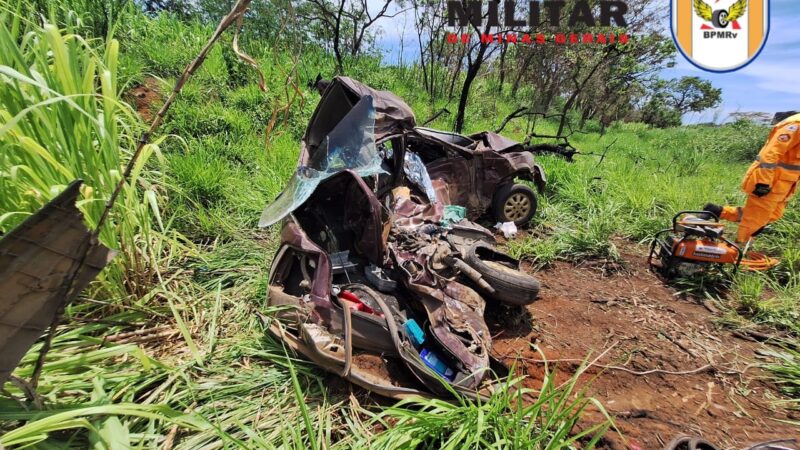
[712,9,729,28]
[465,243,540,306]
[493,183,537,226]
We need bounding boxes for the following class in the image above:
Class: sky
[370,0,800,123]
[663,0,800,122]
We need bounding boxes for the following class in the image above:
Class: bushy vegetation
[1,0,799,447]
[0,6,185,302]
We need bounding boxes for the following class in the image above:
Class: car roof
[414,127,475,148]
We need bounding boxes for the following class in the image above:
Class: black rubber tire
[712,9,729,28]
[663,435,719,450]
[465,243,540,306]
[492,183,538,226]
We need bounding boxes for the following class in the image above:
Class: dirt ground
[488,241,798,449]
[129,78,161,122]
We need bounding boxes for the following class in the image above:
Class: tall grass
[0,303,337,448]
[0,5,182,299]
[762,347,800,414]
[355,372,611,449]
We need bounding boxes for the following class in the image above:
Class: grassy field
[1,5,799,448]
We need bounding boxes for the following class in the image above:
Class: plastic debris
[404,319,426,347]
[339,290,380,315]
[441,205,466,227]
[420,348,455,381]
[365,265,397,292]
[494,221,518,239]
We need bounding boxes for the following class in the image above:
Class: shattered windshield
[258,96,385,227]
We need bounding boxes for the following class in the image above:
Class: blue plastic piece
[404,319,425,347]
[420,348,455,381]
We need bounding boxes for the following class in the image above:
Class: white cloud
[745,71,800,95]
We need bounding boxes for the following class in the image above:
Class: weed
[0,7,184,300]
[762,346,800,411]
[355,370,611,450]
[170,150,231,207]
[733,272,767,313]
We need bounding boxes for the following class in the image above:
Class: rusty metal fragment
[0,180,115,385]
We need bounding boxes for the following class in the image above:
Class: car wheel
[493,183,537,226]
[712,9,729,28]
[465,243,540,306]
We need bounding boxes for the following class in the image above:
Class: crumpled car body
[261,77,542,399]
[289,77,546,225]
[408,127,546,223]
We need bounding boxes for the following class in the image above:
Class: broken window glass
[259,96,385,227]
[403,151,437,203]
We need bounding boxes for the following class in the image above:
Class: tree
[641,93,682,128]
[451,0,540,132]
[195,0,287,43]
[501,0,675,135]
[300,0,401,73]
[574,32,676,130]
[453,23,496,133]
[410,0,450,101]
[640,76,722,128]
[670,76,722,115]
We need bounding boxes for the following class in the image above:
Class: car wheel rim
[503,193,531,221]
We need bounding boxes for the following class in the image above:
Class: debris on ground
[0,181,115,385]
[495,221,518,239]
[441,204,466,227]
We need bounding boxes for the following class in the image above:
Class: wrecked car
[410,127,546,225]
[259,77,542,399]
[309,77,547,226]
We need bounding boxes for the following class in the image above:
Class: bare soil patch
[489,242,798,449]
[128,77,162,122]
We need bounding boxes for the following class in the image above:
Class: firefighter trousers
[721,180,798,243]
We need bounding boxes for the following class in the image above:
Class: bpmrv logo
[671,0,769,72]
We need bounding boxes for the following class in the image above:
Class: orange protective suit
[720,113,800,243]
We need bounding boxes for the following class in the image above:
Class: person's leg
[770,199,788,222]
[737,195,779,243]
[770,181,798,222]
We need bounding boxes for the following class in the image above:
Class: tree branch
[421,108,451,126]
